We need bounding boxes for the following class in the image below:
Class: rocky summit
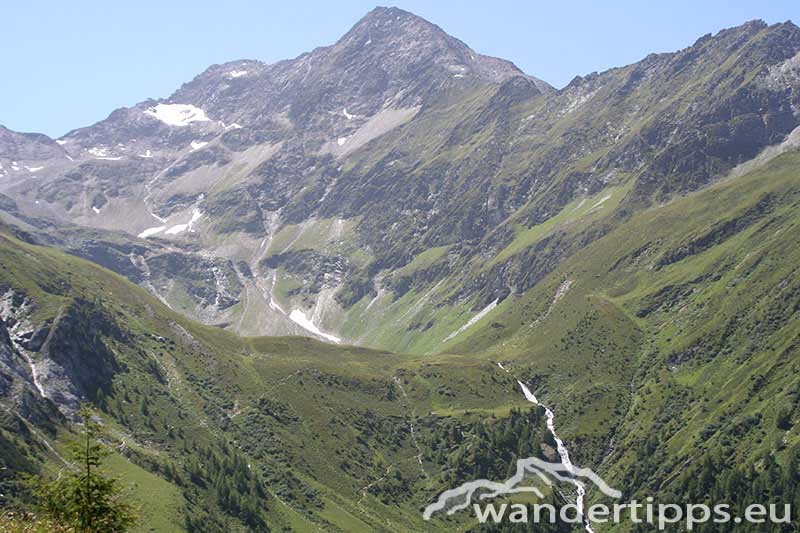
[1,6,800,532]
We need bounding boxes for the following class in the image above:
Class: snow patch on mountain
[190,140,209,151]
[573,198,587,211]
[145,103,210,127]
[443,298,498,342]
[138,226,166,238]
[227,70,249,78]
[164,208,203,235]
[591,194,612,209]
[288,309,342,344]
[88,146,122,160]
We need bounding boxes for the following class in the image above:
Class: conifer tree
[29,405,138,532]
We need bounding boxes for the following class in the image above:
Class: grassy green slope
[443,151,800,528]
[0,229,548,531]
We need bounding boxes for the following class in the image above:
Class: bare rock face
[0,126,66,161]
[0,291,123,417]
[0,8,542,242]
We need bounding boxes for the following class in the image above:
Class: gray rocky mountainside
[1,8,799,353]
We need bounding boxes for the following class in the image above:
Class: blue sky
[3,0,798,137]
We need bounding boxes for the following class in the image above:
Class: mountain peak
[361,5,420,21]
[339,5,477,56]
[330,6,550,91]
[353,6,435,32]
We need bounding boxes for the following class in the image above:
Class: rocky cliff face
[1,10,799,350]
[0,290,123,417]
